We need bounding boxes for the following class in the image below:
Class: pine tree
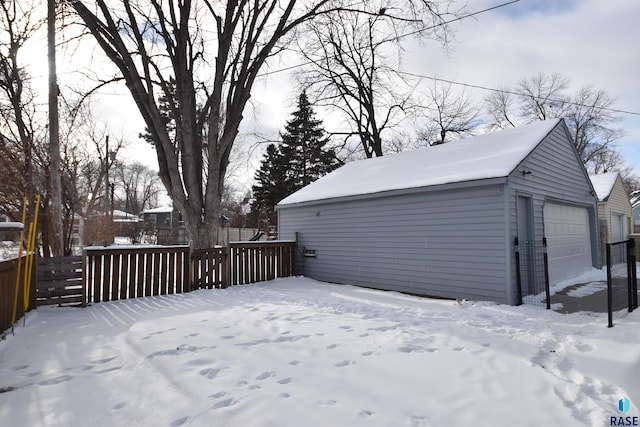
[279,91,339,189]
[252,91,340,217]
[251,143,288,215]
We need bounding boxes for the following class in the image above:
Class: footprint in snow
[169,416,190,427]
[90,356,118,365]
[335,360,354,367]
[358,410,373,419]
[38,375,73,386]
[326,344,339,350]
[111,402,127,411]
[316,399,337,407]
[288,360,300,366]
[256,371,275,380]
[95,366,122,375]
[200,368,224,379]
[211,398,236,410]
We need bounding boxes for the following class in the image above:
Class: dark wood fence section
[83,246,190,305]
[229,241,297,286]
[1,257,36,335]
[77,240,296,306]
[36,256,83,306]
[191,247,227,289]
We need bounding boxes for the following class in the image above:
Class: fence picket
[112,252,121,302]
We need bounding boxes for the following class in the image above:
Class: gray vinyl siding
[506,123,599,297]
[279,183,510,303]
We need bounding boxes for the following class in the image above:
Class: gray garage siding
[279,182,510,303]
[506,122,598,298]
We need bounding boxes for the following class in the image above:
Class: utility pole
[48,0,64,256]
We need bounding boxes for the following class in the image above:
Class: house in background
[631,191,640,234]
[277,119,599,306]
[589,172,632,264]
[143,206,180,226]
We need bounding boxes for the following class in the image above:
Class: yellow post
[11,198,28,325]
[23,195,40,312]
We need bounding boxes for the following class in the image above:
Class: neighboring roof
[143,206,173,214]
[0,222,24,231]
[589,172,619,202]
[278,119,563,206]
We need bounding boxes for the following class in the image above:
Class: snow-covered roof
[589,172,619,202]
[279,119,563,206]
[143,206,173,214]
[0,222,24,231]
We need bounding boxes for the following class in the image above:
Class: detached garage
[277,119,599,306]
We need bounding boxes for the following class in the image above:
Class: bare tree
[68,1,462,247]
[485,87,515,130]
[484,73,624,172]
[113,161,162,216]
[299,2,459,157]
[0,0,48,244]
[417,81,480,145]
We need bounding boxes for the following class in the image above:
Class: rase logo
[611,397,638,426]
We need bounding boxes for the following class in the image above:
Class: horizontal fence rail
[83,246,190,305]
[37,256,83,306]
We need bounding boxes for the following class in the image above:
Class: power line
[397,71,640,117]
[257,0,522,77]
[382,0,522,43]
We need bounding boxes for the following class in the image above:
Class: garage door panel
[544,203,592,285]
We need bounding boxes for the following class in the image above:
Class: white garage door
[544,203,593,285]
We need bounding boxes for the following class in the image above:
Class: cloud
[404,0,640,167]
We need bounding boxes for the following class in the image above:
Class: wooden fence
[0,256,36,336]
[83,246,190,305]
[191,247,226,289]
[230,241,296,285]
[80,240,296,306]
[37,256,83,306]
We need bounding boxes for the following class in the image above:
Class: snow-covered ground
[1,276,639,427]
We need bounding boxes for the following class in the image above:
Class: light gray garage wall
[507,122,599,298]
[279,182,511,303]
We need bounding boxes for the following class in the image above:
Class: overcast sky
[47,0,640,188]
[404,0,640,166]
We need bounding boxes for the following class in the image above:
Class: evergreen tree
[252,91,341,217]
[251,143,288,215]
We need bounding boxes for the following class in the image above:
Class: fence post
[293,233,298,277]
[606,243,613,328]
[630,239,638,310]
[514,237,522,306]
[542,237,551,310]
[187,242,193,293]
[82,249,87,307]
